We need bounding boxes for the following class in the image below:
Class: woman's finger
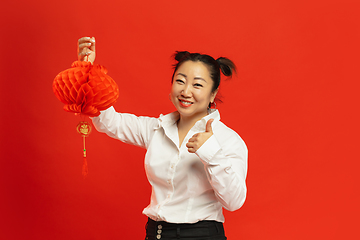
[186,141,199,149]
[89,37,95,51]
[188,148,196,153]
[79,42,91,50]
[78,51,91,57]
[78,36,92,44]
[187,145,197,153]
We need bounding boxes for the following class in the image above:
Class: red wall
[1,0,359,239]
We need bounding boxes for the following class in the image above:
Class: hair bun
[216,57,236,77]
[174,51,190,62]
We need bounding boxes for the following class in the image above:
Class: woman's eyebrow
[194,77,207,82]
[176,73,187,78]
[176,73,207,82]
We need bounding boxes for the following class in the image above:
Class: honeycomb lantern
[53,61,119,117]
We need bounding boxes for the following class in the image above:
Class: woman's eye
[176,79,185,84]
[194,83,203,87]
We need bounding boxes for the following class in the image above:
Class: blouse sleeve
[91,106,159,149]
[195,125,248,211]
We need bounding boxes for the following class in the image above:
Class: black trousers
[145,218,227,240]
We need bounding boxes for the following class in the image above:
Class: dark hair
[172,51,236,93]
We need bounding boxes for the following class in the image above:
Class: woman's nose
[181,85,192,97]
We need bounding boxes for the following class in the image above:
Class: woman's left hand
[186,119,214,153]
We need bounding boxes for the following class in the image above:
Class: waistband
[146,218,226,239]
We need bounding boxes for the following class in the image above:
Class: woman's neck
[177,111,207,131]
[177,111,208,147]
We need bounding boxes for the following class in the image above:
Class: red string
[82,135,88,178]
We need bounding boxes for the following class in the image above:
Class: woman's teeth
[180,100,192,105]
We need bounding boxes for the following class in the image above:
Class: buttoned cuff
[196,135,221,165]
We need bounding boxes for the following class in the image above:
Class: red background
[1,0,359,239]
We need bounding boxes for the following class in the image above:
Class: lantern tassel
[82,156,88,178]
[82,136,88,178]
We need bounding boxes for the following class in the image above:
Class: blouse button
[158,225,162,230]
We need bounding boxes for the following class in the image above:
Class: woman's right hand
[77,37,96,63]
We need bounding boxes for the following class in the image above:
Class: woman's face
[170,61,217,121]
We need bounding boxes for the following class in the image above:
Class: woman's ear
[210,89,219,103]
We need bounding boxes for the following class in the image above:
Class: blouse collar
[157,109,220,131]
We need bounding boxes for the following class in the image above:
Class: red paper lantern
[53,61,119,177]
[53,61,119,117]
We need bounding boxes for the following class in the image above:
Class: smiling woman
[78,37,248,240]
[171,61,218,146]
[170,51,237,150]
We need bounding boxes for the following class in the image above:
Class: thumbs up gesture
[186,119,214,153]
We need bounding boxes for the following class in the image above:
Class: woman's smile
[178,98,193,107]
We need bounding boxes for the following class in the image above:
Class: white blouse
[92,106,248,223]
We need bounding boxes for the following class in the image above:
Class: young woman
[78,37,248,240]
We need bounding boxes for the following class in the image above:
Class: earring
[208,102,217,109]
